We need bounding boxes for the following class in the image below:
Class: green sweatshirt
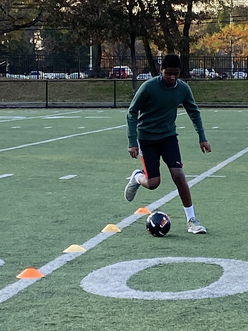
[127,76,207,148]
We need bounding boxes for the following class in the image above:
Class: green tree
[38,0,230,79]
[193,23,248,56]
[42,0,112,77]
[0,0,42,35]
[0,29,35,57]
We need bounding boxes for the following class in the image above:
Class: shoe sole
[188,229,207,234]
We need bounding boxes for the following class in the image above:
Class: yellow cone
[134,207,151,215]
[101,224,121,233]
[63,244,86,253]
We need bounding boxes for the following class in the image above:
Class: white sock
[184,206,195,222]
[134,173,142,184]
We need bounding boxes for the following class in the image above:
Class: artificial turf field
[0,107,248,330]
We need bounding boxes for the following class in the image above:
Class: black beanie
[161,54,181,69]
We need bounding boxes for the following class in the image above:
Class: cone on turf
[16,268,44,279]
[134,207,151,215]
[63,244,86,253]
[101,224,121,232]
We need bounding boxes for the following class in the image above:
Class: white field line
[59,175,77,180]
[0,108,242,303]
[0,125,126,153]
[0,109,183,124]
[0,110,184,152]
[0,110,84,123]
[0,146,248,303]
[0,174,14,179]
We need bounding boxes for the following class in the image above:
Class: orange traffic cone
[16,267,44,279]
[134,207,151,215]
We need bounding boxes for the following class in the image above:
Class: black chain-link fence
[0,79,143,108]
[0,54,247,79]
[1,78,248,108]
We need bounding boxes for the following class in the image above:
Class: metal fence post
[45,80,49,108]
[113,80,117,108]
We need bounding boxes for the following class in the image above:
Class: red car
[109,66,133,79]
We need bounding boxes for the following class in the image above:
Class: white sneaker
[124,169,143,202]
[187,217,207,234]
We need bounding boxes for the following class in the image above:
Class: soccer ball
[146,211,171,237]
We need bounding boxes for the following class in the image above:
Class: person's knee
[147,177,160,190]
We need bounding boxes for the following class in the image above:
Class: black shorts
[138,135,182,179]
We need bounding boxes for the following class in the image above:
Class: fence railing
[1,78,248,109]
[0,55,248,79]
[0,79,141,108]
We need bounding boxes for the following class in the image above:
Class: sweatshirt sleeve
[126,84,147,147]
[182,85,207,143]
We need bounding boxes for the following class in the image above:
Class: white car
[44,73,56,79]
[233,72,247,79]
[6,73,29,79]
[53,72,69,79]
[208,69,219,79]
[137,73,153,80]
[69,72,85,79]
[190,68,209,78]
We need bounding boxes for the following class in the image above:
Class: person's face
[161,67,180,87]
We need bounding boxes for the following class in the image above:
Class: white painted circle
[81,257,248,300]
[0,260,4,266]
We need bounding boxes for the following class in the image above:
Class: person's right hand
[128,146,139,159]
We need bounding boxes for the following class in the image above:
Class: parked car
[44,72,56,79]
[84,69,109,78]
[69,72,85,79]
[220,72,228,79]
[6,73,29,79]
[29,71,44,79]
[137,72,153,80]
[53,72,69,79]
[207,69,220,79]
[190,68,209,78]
[232,72,247,79]
[109,66,133,79]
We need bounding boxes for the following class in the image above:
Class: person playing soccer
[124,53,211,234]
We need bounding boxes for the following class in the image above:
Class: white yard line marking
[85,116,110,119]
[0,116,25,120]
[59,175,77,180]
[185,175,226,178]
[0,174,14,179]
[81,257,248,300]
[43,116,81,119]
[0,110,84,123]
[0,125,126,153]
[0,146,248,303]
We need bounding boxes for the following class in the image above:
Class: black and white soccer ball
[146,211,171,237]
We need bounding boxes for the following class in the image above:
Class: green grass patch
[188,80,248,103]
[1,78,248,104]
[128,262,223,292]
[0,108,248,330]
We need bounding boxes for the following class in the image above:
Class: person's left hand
[200,141,211,153]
